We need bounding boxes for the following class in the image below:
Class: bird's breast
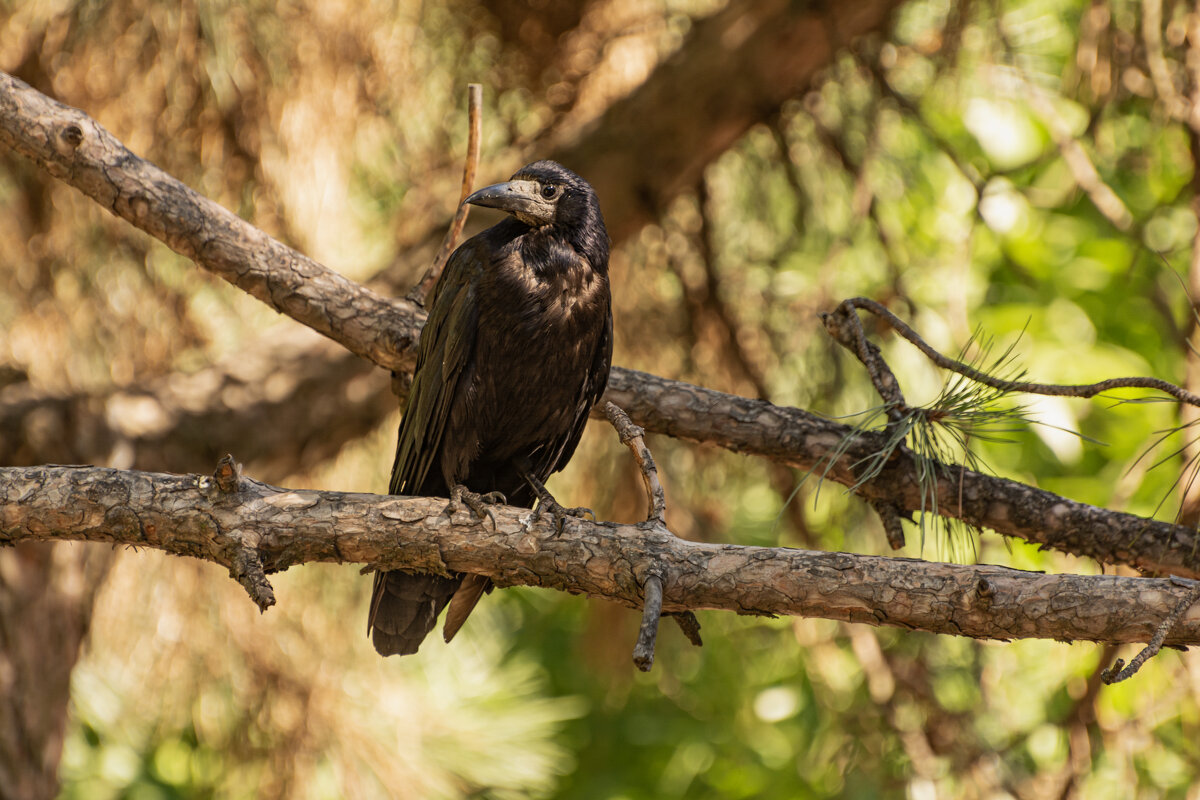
[468,266,608,444]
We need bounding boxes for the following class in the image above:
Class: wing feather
[389,242,483,496]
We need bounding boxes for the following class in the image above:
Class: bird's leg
[516,459,595,535]
[445,484,506,529]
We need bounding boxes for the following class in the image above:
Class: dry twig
[826,297,1200,409]
[407,83,484,306]
[1101,578,1200,684]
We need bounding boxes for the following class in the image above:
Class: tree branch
[4,464,1200,649]
[0,70,422,376]
[601,368,1200,579]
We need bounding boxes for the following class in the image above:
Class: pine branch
[4,464,1200,649]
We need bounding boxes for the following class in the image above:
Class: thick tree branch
[4,464,1200,649]
[0,336,389,478]
[553,0,907,242]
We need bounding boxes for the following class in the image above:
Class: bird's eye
[541,184,559,199]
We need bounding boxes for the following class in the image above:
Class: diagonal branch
[4,464,1200,649]
[0,70,423,375]
[601,368,1200,579]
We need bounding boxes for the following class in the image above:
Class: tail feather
[442,574,492,643]
[368,570,461,656]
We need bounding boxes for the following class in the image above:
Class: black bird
[369,160,613,656]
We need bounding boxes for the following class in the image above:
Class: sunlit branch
[6,464,1200,650]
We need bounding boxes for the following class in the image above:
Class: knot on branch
[59,122,83,151]
[973,576,994,610]
[212,454,242,493]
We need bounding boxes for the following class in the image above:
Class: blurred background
[4,0,1200,797]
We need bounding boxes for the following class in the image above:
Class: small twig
[871,499,907,550]
[669,611,703,647]
[633,573,664,671]
[602,403,673,668]
[407,83,483,306]
[212,454,242,494]
[831,297,1200,409]
[604,401,667,524]
[819,302,907,426]
[1102,579,1200,684]
[229,536,276,612]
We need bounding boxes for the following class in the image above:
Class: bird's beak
[464,180,554,225]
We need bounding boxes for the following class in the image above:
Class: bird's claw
[445,486,506,530]
[533,499,595,536]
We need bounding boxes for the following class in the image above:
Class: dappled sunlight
[7,0,1200,797]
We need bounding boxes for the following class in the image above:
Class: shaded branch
[5,464,1200,649]
[551,0,908,243]
[0,336,390,479]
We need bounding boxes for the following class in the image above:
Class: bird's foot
[532,496,595,536]
[445,485,507,530]
[515,458,594,535]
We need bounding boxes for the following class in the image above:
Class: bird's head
[465,160,601,231]
[465,160,609,273]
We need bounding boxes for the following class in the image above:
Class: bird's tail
[368,570,461,656]
[442,574,492,643]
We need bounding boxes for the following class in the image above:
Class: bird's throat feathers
[485,216,611,314]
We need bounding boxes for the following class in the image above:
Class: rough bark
[3,464,1199,648]
[602,369,1200,579]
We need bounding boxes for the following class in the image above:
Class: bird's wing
[388,240,483,496]
[371,241,484,657]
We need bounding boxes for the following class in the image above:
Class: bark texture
[4,465,1200,648]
